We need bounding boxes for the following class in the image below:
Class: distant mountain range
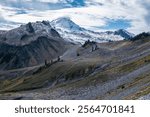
[0,17,134,46]
[51,17,135,44]
[0,17,137,70]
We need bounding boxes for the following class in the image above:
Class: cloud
[140,0,150,24]
[0,0,149,34]
[0,0,85,10]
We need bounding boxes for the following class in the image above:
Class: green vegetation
[107,55,150,74]
[0,59,100,92]
[121,55,150,72]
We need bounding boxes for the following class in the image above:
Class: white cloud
[0,0,149,34]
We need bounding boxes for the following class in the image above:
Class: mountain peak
[54,17,71,22]
[0,21,61,46]
[51,17,83,32]
[24,21,51,32]
[114,29,135,39]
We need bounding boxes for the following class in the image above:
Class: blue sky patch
[101,19,131,30]
[68,0,85,7]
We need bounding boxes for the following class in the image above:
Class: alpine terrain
[0,18,149,100]
[51,17,134,44]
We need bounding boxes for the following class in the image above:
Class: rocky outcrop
[0,21,70,70]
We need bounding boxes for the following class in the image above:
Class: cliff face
[0,36,68,70]
[0,21,70,70]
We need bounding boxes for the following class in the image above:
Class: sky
[0,0,150,34]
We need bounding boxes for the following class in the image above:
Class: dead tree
[57,56,60,62]
[92,46,94,52]
[95,44,98,50]
[44,59,48,66]
[76,52,80,56]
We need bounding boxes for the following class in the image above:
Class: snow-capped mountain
[51,17,83,32]
[51,17,134,44]
[0,17,134,46]
[114,29,135,39]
